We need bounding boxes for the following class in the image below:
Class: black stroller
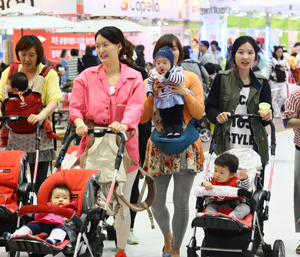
[187,114,285,257]
[4,129,128,257]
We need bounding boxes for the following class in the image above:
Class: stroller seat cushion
[0,203,18,214]
[195,212,253,229]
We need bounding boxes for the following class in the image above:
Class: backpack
[4,64,55,134]
[178,60,204,75]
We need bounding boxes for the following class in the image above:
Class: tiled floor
[0,119,298,257]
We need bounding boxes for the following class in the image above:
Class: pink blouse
[69,63,145,172]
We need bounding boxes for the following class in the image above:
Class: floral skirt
[143,138,202,176]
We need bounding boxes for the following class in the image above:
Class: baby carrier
[187,114,285,257]
[5,168,104,257]
[3,63,55,134]
[0,150,30,247]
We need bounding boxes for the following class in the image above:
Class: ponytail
[120,39,133,67]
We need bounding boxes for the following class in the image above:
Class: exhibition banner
[12,29,94,64]
[83,0,202,20]
[0,0,77,14]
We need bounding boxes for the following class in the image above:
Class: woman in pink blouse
[69,26,145,257]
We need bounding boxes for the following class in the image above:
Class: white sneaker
[127,228,139,245]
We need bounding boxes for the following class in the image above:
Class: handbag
[150,119,199,155]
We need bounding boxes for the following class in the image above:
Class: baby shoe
[46,238,59,245]
[3,232,15,240]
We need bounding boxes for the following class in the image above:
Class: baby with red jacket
[202,153,250,219]
[3,184,78,245]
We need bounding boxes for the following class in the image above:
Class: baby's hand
[147,93,153,100]
[203,181,213,190]
[238,169,248,180]
[63,217,70,223]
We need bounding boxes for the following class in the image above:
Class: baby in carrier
[3,184,77,245]
[0,72,58,147]
[145,46,186,138]
[202,153,250,220]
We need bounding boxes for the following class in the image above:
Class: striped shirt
[283,86,300,147]
[68,56,79,81]
[145,66,185,97]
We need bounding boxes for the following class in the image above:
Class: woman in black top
[82,46,98,70]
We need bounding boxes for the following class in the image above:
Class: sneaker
[127,228,139,245]
[115,253,127,257]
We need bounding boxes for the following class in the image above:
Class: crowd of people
[1,28,300,256]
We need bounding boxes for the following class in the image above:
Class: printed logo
[19,101,27,108]
[121,0,128,10]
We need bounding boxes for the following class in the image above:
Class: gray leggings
[294,148,300,232]
[151,171,196,248]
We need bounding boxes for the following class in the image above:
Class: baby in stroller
[3,184,78,245]
[202,153,250,220]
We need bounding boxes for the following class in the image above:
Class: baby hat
[154,46,174,68]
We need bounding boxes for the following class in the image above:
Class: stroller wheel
[200,129,212,142]
[272,240,285,257]
[7,252,16,257]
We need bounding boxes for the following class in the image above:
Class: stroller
[0,150,30,247]
[5,168,103,257]
[187,114,285,257]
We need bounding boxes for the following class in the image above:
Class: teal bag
[150,119,199,155]
[257,52,268,70]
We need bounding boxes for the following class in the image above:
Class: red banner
[12,29,95,65]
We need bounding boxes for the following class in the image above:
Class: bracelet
[39,112,46,118]
[77,123,87,128]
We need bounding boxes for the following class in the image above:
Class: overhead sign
[84,0,202,20]
[0,0,77,14]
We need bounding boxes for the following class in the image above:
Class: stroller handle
[0,115,29,122]
[53,128,126,170]
[210,114,276,156]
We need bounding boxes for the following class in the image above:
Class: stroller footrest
[6,235,69,254]
[192,215,248,231]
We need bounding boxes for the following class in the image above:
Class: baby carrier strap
[7,63,20,77]
[72,119,156,228]
[39,65,55,78]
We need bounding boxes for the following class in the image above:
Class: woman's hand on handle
[76,124,88,137]
[259,109,273,122]
[216,112,231,124]
[108,121,128,134]
[27,114,45,125]
[74,118,88,137]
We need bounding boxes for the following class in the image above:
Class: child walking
[0,72,58,147]
[145,46,186,138]
[3,184,77,245]
[202,153,250,219]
